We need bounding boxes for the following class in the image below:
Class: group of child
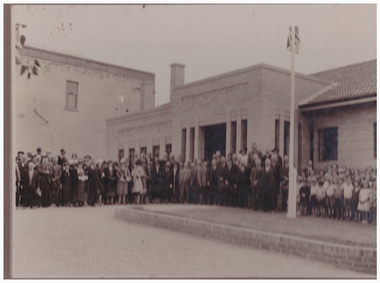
[297,164,376,225]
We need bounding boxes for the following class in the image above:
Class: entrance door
[204,123,226,161]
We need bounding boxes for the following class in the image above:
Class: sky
[11,4,377,106]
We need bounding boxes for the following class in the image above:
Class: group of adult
[14,143,293,213]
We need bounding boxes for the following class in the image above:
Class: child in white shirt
[358,180,371,224]
[342,175,354,221]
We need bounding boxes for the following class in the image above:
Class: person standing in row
[51,157,62,207]
[259,158,275,212]
[21,162,39,208]
[39,158,51,208]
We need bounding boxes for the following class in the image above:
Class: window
[118,149,124,162]
[181,129,186,162]
[166,144,172,155]
[284,121,290,156]
[241,119,248,150]
[140,147,147,156]
[65,81,78,110]
[374,122,377,159]
[318,127,338,161]
[275,119,280,151]
[153,146,160,160]
[129,148,135,160]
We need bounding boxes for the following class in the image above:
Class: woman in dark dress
[63,162,71,206]
[101,162,107,205]
[162,161,173,203]
[87,160,97,206]
[69,162,79,207]
[150,159,162,203]
[104,160,116,204]
[95,160,105,205]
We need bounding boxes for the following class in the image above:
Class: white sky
[11,4,376,106]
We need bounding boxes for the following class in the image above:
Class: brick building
[299,60,377,170]
[14,45,155,159]
[107,60,376,171]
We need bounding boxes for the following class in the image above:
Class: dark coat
[236,166,251,189]
[259,167,275,194]
[150,166,163,196]
[21,168,39,191]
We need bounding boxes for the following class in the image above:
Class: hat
[271,148,279,153]
[17,151,24,155]
[60,149,66,154]
[84,155,92,160]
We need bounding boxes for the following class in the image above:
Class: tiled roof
[300,60,376,106]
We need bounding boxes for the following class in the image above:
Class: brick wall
[14,52,153,160]
[312,102,376,170]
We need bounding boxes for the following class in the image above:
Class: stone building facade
[14,46,155,159]
[107,60,376,171]
[106,62,341,170]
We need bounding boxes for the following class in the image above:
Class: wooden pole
[287,26,297,218]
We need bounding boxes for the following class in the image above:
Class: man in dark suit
[250,158,262,211]
[208,159,218,205]
[21,162,39,208]
[271,149,282,211]
[51,157,62,206]
[216,156,228,205]
[259,158,276,212]
[225,158,236,206]
[150,159,163,203]
[16,154,28,207]
[237,160,251,208]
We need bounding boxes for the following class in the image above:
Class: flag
[287,26,300,54]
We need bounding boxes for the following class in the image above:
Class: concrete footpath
[114,204,377,275]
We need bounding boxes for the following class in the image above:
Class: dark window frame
[318,127,338,161]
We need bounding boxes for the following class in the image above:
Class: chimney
[140,82,155,111]
[170,63,185,97]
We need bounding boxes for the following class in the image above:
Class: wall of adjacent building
[14,47,154,160]
[311,102,377,170]
[106,103,173,161]
[261,66,330,170]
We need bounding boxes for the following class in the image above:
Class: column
[279,110,285,158]
[185,125,190,162]
[194,120,199,160]
[226,113,231,155]
[236,110,242,152]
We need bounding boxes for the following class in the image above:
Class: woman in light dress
[116,158,131,204]
[131,160,145,204]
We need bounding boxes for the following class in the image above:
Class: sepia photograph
[6,3,376,279]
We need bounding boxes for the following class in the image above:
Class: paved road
[11,205,373,278]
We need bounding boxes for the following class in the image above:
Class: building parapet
[18,45,155,83]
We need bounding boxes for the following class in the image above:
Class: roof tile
[300,60,376,106]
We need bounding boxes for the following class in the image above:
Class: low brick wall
[114,207,376,275]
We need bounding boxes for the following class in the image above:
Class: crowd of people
[15,143,376,224]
